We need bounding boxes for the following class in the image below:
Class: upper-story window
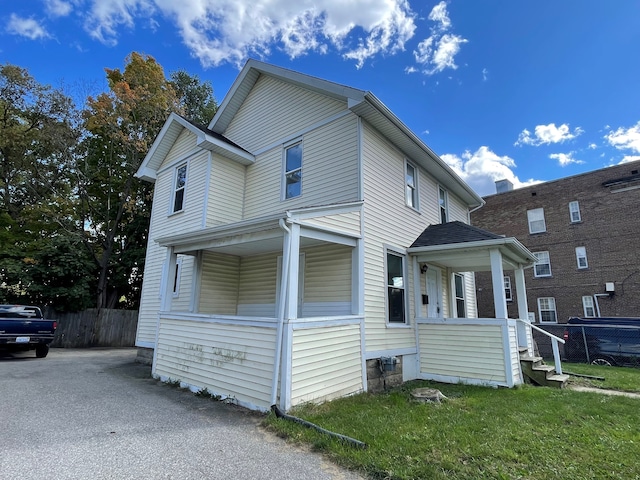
[283,141,303,199]
[576,246,588,269]
[527,208,546,234]
[504,276,512,302]
[405,161,418,209]
[386,249,407,324]
[582,295,595,317]
[569,201,581,223]
[533,251,552,277]
[439,187,448,223]
[172,163,187,213]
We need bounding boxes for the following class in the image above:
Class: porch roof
[407,221,536,272]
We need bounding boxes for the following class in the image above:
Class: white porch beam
[490,248,508,319]
[298,225,358,247]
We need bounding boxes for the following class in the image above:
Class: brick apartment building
[471,160,640,326]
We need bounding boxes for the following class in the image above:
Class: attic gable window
[283,141,302,199]
[172,163,187,213]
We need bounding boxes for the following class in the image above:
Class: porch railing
[518,319,565,375]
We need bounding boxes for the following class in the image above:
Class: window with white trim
[386,250,407,324]
[172,163,187,213]
[439,187,448,223]
[569,201,581,223]
[172,257,183,297]
[283,141,302,199]
[582,295,595,317]
[405,161,418,209]
[533,251,552,277]
[454,273,466,318]
[576,246,588,269]
[527,208,546,234]
[504,276,512,301]
[537,297,557,323]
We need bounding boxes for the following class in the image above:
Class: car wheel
[591,357,612,366]
[35,345,49,358]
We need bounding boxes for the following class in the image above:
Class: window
[454,273,466,318]
[569,201,581,223]
[504,276,512,301]
[582,296,595,317]
[172,163,187,213]
[172,257,183,297]
[283,141,302,199]
[533,251,552,277]
[537,297,557,323]
[527,208,546,233]
[576,246,588,269]
[439,187,448,223]
[386,251,407,324]
[405,161,418,209]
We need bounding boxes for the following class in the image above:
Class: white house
[134,60,555,413]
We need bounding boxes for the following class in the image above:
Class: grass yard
[264,366,640,479]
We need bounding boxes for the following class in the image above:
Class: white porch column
[286,222,301,321]
[162,247,178,312]
[489,248,508,319]
[514,265,532,350]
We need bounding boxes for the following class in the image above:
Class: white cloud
[606,121,640,154]
[549,152,584,167]
[621,156,640,164]
[80,0,416,68]
[482,67,488,81]
[588,143,597,149]
[411,1,467,76]
[6,14,51,40]
[515,123,583,146]
[45,0,74,17]
[441,146,540,197]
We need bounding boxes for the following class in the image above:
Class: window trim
[575,246,588,269]
[454,273,466,318]
[533,251,552,278]
[537,297,557,323]
[405,160,419,211]
[569,201,581,223]
[171,162,188,214]
[527,208,546,234]
[582,295,595,317]
[438,186,448,224]
[504,276,512,302]
[384,246,409,327]
[282,139,303,200]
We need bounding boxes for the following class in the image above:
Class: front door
[426,267,443,318]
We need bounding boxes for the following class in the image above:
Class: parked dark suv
[563,317,640,367]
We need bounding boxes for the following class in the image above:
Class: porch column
[489,248,508,319]
[286,222,301,320]
[514,265,531,349]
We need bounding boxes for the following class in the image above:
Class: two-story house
[134,60,546,413]
[471,160,640,353]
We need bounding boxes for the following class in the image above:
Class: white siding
[154,316,276,410]
[418,322,507,383]
[302,244,352,316]
[166,128,197,163]
[243,113,360,219]
[237,253,279,317]
[199,252,240,315]
[290,323,363,406]
[206,155,245,227]
[302,211,361,237]
[508,324,522,384]
[225,75,346,152]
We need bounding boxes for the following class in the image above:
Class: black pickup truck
[0,305,57,358]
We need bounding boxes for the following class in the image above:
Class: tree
[170,70,218,126]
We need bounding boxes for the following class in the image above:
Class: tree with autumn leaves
[0,52,217,311]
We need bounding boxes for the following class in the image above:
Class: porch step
[519,351,569,389]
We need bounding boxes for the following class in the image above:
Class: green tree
[170,70,218,126]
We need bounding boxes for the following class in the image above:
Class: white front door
[426,267,443,318]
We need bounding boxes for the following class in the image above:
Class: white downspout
[271,217,291,407]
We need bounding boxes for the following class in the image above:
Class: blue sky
[2,0,639,196]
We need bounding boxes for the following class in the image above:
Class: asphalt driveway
[0,348,363,480]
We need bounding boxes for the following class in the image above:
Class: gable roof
[136,113,254,183]
[209,59,483,209]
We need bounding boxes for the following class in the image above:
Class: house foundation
[366,356,403,393]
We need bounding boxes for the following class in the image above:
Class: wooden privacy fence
[48,309,139,348]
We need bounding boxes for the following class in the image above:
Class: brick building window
[582,296,595,317]
[537,297,557,323]
[576,246,588,269]
[569,201,581,223]
[527,208,546,234]
[504,276,512,301]
[533,251,552,277]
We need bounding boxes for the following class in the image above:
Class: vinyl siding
[508,324,522,384]
[237,253,279,317]
[302,244,352,316]
[206,154,245,226]
[154,316,276,410]
[243,113,359,219]
[199,252,240,315]
[418,323,506,383]
[290,323,363,406]
[302,211,361,237]
[224,75,346,152]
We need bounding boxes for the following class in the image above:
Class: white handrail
[517,319,564,375]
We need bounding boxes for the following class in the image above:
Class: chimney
[495,179,514,194]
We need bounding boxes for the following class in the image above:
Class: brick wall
[471,160,640,324]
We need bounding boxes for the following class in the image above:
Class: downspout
[271,217,291,407]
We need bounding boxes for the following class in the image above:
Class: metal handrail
[517,319,565,375]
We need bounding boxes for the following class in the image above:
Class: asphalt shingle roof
[410,221,503,248]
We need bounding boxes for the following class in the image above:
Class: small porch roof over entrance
[407,221,536,271]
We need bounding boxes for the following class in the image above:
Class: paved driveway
[0,348,363,480]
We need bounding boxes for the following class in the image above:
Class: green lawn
[264,367,640,479]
